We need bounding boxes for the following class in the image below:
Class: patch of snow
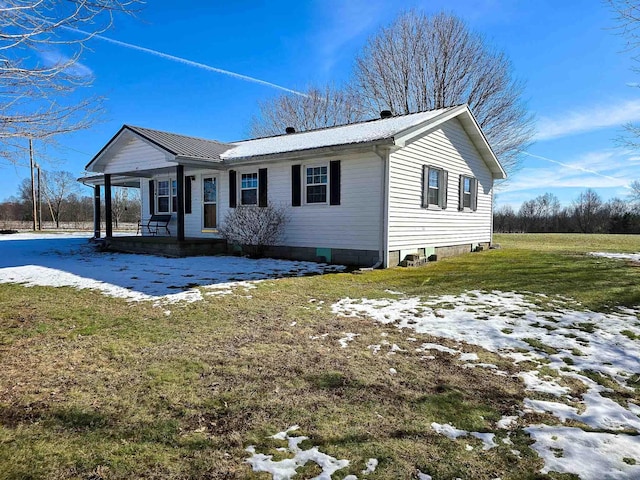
[361,458,378,474]
[310,333,329,340]
[525,425,640,480]
[367,344,381,355]
[387,343,405,355]
[518,371,570,396]
[458,352,479,362]
[389,368,397,375]
[431,422,468,440]
[589,252,640,262]
[332,291,640,387]
[417,471,432,480]
[417,342,459,354]
[470,432,498,450]
[497,416,519,430]
[525,379,640,432]
[0,233,344,304]
[246,426,351,480]
[339,333,359,348]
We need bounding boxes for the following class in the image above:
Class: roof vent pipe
[285,127,296,134]
[380,110,393,119]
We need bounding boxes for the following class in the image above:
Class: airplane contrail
[60,25,308,98]
[521,151,631,188]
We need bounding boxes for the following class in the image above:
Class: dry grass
[1,234,638,479]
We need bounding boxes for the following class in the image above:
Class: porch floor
[97,236,228,257]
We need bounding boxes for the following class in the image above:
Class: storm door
[203,177,217,229]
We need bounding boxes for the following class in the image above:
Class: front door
[203,176,217,229]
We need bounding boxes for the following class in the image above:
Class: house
[81,104,506,267]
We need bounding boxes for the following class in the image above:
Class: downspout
[370,146,389,269]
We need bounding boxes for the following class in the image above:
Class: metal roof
[124,125,232,161]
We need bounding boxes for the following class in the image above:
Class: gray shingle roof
[126,125,232,161]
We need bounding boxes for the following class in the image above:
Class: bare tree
[607,1,640,146]
[352,11,533,175]
[0,0,141,161]
[630,179,640,209]
[573,189,604,233]
[41,170,80,228]
[249,84,365,137]
[219,205,287,258]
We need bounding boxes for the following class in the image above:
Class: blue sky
[2,0,639,210]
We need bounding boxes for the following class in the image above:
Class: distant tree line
[494,189,640,234]
[0,171,141,230]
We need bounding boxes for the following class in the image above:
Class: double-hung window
[241,173,258,205]
[459,175,478,211]
[171,180,178,212]
[157,180,170,213]
[422,166,447,209]
[305,165,327,203]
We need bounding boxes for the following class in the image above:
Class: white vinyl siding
[175,153,382,249]
[388,117,494,255]
[101,135,176,174]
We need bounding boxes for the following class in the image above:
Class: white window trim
[304,163,329,205]
[459,175,478,212]
[156,178,173,214]
[423,166,447,210]
[240,171,259,206]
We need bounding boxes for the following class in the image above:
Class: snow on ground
[332,290,640,479]
[589,252,640,262]
[0,232,343,303]
[525,425,640,479]
[246,426,352,480]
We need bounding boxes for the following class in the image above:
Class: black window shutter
[472,178,479,211]
[441,170,448,209]
[458,175,465,211]
[422,166,429,208]
[184,176,192,214]
[229,170,237,208]
[148,180,155,215]
[291,165,301,207]
[258,168,268,207]
[329,160,341,205]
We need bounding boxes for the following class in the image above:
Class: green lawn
[0,234,638,479]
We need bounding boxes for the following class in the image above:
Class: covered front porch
[81,124,231,254]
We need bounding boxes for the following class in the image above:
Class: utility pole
[29,138,36,231]
[36,164,42,231]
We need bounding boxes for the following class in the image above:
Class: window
[463,177,472,209]
[203,177,217,228]
[241,173,258,205]
[422,166,447,209]
[171,180,178,212]
[157,180,170,213]
[305,165,327,203]
[459,175,478,211]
